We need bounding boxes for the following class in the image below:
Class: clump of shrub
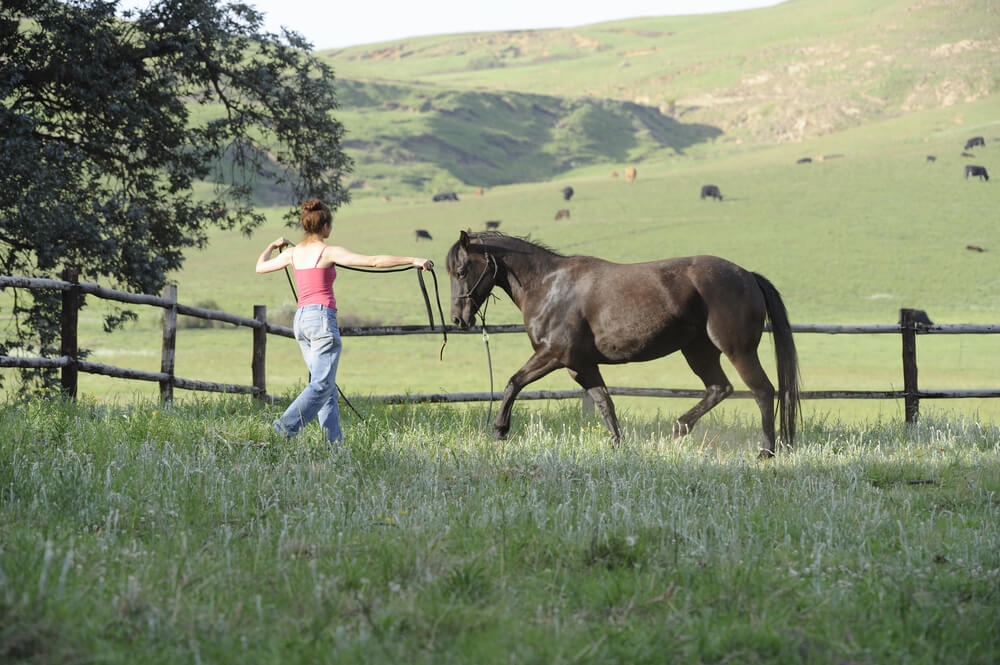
[266,307,384,329]
[267,304,297,328]
[177,300,234,329]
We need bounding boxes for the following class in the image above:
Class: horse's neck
[497,247,559,309]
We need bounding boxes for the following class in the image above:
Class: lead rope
[452,251,499,430]
[476,298,496,427]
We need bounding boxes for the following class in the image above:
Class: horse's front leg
[495,350,563,440]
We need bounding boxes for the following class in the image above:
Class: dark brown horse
[446,231,801,456]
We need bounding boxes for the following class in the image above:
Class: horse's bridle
[454,250,498,314]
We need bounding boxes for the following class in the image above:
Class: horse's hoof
[757,448,775,460]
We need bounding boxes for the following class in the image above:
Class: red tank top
[294,249,337,309]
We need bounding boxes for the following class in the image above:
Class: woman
[255,199,433,443]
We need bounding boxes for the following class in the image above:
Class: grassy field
[1,397,998,663]
[3,4,1000,662]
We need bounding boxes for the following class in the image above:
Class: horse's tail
[753,272,801,447]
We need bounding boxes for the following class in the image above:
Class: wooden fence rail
[2,272,1000,423]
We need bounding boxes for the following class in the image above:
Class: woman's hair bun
[302,198,326,213]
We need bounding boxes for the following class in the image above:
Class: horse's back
[573,254,763,315]
[561,254,766,361]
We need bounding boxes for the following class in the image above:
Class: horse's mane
[459,231,566,258]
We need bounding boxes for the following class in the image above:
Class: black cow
[965,165,989,181]
[561,186,574,201]
[484,220,501,230]
[965,136,986,150]
[926,155,936,162]
[700,184,723,201]
[415,229,433,241]
[432,192,459,202]
[796,157,812,164]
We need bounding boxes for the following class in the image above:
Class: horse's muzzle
[452,315,473,330]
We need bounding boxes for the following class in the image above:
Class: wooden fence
[3,271,1000,422]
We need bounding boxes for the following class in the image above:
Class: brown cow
[554,209,570,220]
[610,171,619,179]
[625,166,637,182]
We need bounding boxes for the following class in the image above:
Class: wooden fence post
[253,305,267,401]
[900,308,919,423]
[161,284,177,404]
[60,268,80,398]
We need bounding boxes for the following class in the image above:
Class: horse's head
[447,230,498,329]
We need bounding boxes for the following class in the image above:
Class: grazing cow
[433,192,459,202]
[625,166,637,182]
[415,229,433,241]
[610,171,619,179]
[926,155,936,162]
[700,184,723,201]
[554,209,570,220]
[967,245,986,253]
[475,188,484,196]
[485,220,501,230]
[961,152,975,158]
[965,136,986,150]
[797,157,812,164]
[562,186,574,201]
[965,165,989,181]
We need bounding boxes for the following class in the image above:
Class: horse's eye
[455,268,466,278]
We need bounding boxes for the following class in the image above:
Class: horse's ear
[460,229,471,248]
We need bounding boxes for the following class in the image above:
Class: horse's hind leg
[729,352,777,458]
[676,343,733,440]
[566,366,621,445]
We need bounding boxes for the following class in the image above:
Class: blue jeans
[274,305,343,443]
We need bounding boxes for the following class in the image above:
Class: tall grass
[2,397,998,663]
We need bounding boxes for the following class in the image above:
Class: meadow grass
[2,397,999,664]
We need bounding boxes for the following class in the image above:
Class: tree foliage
[0,0,352,392]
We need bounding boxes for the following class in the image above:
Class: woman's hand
[415,258,434,271]
[256,238,294,274]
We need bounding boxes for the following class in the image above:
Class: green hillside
[308,0,998,198]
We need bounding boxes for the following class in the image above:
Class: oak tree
[1,0,352,392]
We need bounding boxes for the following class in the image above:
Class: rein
[335,263,448,360]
